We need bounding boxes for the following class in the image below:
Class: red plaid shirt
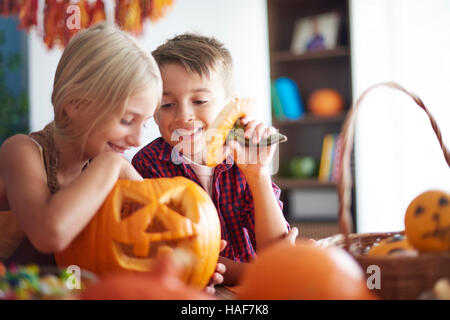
[132,137,286,262]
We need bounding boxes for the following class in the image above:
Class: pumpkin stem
[227,119,288,147]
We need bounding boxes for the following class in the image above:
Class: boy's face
[156,63,228,162]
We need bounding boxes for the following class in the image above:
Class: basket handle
[337,82,450,249]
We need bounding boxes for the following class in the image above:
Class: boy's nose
[175,104,195,122]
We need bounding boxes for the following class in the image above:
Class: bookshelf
[270,46,349,63]
[267,0,353,237]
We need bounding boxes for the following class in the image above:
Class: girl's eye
[121,119,133,126]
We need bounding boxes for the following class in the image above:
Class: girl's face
[155,63,228,161]
[84,87,158,158]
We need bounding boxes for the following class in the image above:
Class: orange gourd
[307,89,344,117]
[55,177,221,289]
[205,98,252,167]
[238,242,375,300]
[404,190,450,252]
[367,234,416,256]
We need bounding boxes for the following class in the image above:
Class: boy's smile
[156,63,228,162]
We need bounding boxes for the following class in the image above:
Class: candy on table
[0,263,80,300]
[0,262,5,277]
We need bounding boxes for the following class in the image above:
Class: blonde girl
[0,22,162,265]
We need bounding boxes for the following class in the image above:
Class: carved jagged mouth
[422,224,450,243]
[115,240,180,259]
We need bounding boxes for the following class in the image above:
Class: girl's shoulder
[0,134,44,169]
[0,134,41,156]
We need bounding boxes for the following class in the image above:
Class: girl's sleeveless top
[0,123,59,265]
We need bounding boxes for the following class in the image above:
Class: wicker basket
[318,82,450,300]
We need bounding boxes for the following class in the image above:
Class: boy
[132,34,296,285]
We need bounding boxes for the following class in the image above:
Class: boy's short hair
[52,22,162,142]
[152,33,234,97]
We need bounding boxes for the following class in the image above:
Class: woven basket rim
[335,82,450,248]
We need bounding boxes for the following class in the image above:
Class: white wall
[350,0,450,233]
[28,0,272,161]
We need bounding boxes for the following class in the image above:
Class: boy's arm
[219,256,248,286]
[227,117,290,251]
[245,174,289,251]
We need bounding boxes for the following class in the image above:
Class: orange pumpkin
[238,242,375,300]
[205,98,252,167]
[205,98,287,167]
[367,234,417,256]
[404,190,450,252]
[55,177,221,289]
[82,250,214,300]
[307,89,344,117]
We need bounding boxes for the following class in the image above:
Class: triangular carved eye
[164,199,186,217]
[121,198,145,220]
[439,196,449,207]
[415,205,425,216]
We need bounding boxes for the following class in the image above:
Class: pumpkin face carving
[55,177,221,288]
[404,190,450,252]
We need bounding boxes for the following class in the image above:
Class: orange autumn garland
[0,0,174,49]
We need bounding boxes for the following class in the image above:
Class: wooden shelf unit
[268,0,354,229]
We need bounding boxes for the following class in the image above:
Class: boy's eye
[160,103,174,109]
[194,100,208,105]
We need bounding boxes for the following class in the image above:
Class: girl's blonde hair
[52,22,162,143]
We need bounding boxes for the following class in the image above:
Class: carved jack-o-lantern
[405,190,450,252]
[55,177,221,288]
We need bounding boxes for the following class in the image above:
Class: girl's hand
[226,117,278,177]
[116,155,144,181]
[204,240,227,295]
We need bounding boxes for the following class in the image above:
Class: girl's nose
[127,126,142,147]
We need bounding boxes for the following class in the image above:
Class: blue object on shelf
[274,77,304,120]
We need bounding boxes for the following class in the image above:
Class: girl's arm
[0,135,141,253]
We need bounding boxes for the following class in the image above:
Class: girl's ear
[63,103,81,119]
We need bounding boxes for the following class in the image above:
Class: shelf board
[273,177,337,189]
[271,47,349,63]
[273,112,347,127]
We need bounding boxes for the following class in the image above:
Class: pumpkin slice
[205,98,287,167]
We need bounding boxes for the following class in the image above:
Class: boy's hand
[226,117,278,176]
[204,240,227,295]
